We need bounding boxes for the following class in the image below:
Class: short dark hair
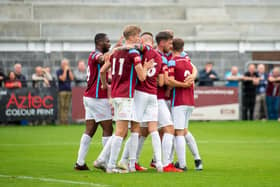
[172,38,184,52]
[141,32,153,38]
[94,33,107,45]
[155,31,173,45]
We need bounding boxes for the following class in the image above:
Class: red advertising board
[71,86,240,122]
[191,87,239,120]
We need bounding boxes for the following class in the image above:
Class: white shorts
[158,99,173,129]
[171,105,194,130]
[83,97,112,122]
[132,90,158,125]
[112,97,134,121]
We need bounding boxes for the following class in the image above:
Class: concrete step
[0,4,32,20]
[1,20,280,41]
[194,23,241,38]
[225,0,280,6]
[22,0,223,7]
[186,8,230,21]
[226,5,280,21]
[39,21,196,40]
[0,21,40,39]
[33,4,186,21]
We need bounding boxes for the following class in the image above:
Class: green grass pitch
[0,121,280,187]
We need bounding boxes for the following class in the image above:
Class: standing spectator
[0,67,5,87]
[56,58,74,124]
[254,64,268,120]
[242,64,259,120]
[32,66,53,88]
[14,63,27,87]
[198,62,219,86]
[73,60,87,87]
[44,66,56,87]
[266,67,280,120]
[5,71,22,89]
[225,66,242,87]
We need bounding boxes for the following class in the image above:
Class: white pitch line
[0,174,110,187]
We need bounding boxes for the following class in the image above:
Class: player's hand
[209,74,216,79]
[101,83,107,90]
[183,79,194,88]
[114,36,124,48]
[144,58,154,70]
[184,75,194,83]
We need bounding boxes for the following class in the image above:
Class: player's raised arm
[100,58,111,90]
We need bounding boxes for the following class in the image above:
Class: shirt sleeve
[92,52,102,63]
[161,56,168,73]
[129,49,142,66]
[168,60,176,77]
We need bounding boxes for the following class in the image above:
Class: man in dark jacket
[198,62,219,86]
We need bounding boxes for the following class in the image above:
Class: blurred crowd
[1,60,280,122]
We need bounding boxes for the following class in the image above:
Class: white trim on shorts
[83,96,112,123]
[171,105,194,130]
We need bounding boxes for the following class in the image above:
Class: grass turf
[0,121,280,187]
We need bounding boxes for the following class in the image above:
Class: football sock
[175,136,186,168]
[151,131,163,168]
[107,135,123,169]
[120,137,130,163]
[77,133,92,166]
[162,133,174,167]
[102,136,110,147]
[129,133,139,170]
[185,131,201,160]
[136,136,146,162]
[97,135,113,163]
[170,137,176,163]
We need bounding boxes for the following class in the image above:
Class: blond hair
[123,25,141,40]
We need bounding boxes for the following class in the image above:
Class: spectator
[56,58,74,124]
[225,66,242,87]
[73,60,87,87]
[5,71,22,89]
[242,64,259,120]
[44,66,56,87]
[198,62,219,86]
[14,63,27,87]
[32,66,53,88]
[266,67,280,120]
[0,67,5,87]
[254,64,268,120]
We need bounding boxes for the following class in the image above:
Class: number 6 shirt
[110,49,142,98]
[135,45,164,95]
[168,56,195,107]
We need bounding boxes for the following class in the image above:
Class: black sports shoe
[74,163,90,171]
[194,159,203,171]
[174,161,187,171]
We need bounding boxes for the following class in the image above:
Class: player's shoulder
[168,59,176,67]
[128,48,140,55]
[90,50,102,61]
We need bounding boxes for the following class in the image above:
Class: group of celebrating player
[74,25,203,173]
